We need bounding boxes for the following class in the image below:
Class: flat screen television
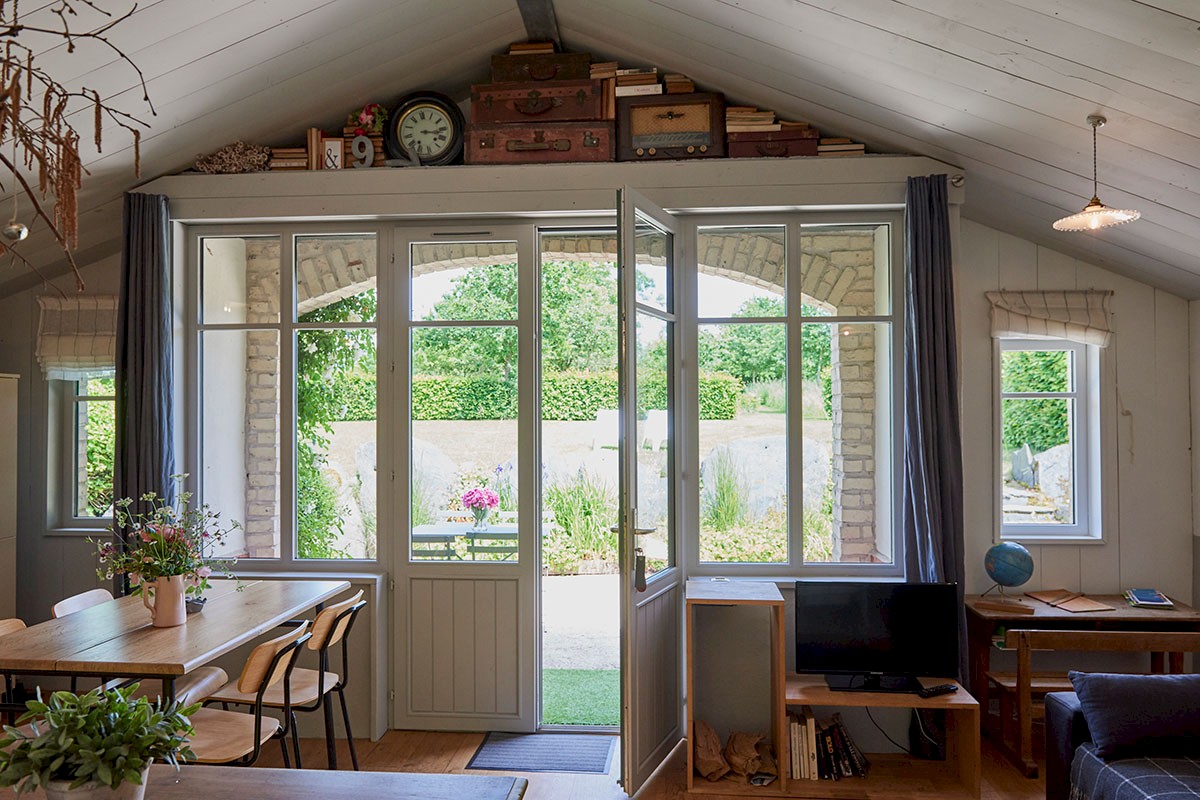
[794,581,959,693]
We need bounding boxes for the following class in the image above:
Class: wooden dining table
[0,578,351,703]
[18,763,529,800]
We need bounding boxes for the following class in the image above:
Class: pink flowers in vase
[461,487,500,530]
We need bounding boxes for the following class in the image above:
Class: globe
[985,541,1034,588]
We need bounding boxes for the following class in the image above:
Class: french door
[616,188,685,793]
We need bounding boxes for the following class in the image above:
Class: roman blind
[986,289,1114,348]
[35,295,119,380]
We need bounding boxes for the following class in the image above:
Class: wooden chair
[997,629,1200,778]
[51,588,114,618]
[0,618,26,723]
[207,591,367,770]
[190,622,311,767]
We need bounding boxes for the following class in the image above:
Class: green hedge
[331,371,741,421]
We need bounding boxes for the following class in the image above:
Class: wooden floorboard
[253,732,1044,799]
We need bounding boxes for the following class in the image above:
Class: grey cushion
[1069,671,1200,761]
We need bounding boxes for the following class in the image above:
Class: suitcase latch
[583,131,600,148]
[478,133,496,150]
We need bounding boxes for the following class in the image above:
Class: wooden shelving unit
[685,579,980,799]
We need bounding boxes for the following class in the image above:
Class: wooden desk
[0,579,350,701]
[965,594,1200,775]
[20,764,529,800]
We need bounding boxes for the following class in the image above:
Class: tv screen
[794,582,958,691]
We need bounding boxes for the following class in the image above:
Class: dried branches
[0,0,153,292]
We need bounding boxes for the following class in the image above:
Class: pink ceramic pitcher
[142,575,187,628]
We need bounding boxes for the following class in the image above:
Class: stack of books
[590,62,618,119]
[614,67,661,96]
[507,40,555,55]
[726,106,780,132]
[817,137,866,156]
[1124,588,1174,608]
[589,61,617,79]
[663,73,695,94]
[780,120,818,136]
[267,146,307,171]
[306,127,324,169]
[788,707,869,781]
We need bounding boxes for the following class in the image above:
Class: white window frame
[996,337,1103,543]
[50,375,115,528]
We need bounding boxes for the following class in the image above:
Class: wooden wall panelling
[1150,289,1192,599]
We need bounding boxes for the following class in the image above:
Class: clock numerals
[385,92,464,166]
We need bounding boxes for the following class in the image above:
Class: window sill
[45,524,110,538]
[999,533,1105,546]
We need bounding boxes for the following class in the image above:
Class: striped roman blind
[35,295,119,380]
[985,289,1114,348]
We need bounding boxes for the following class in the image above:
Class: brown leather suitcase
[471,80,604,125]
[490,52,591,83]
[727,128,819,158]
[616,93,726,161]
[465,122,615,164]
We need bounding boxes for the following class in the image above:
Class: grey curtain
[114,193,175,516]
[901,175,967,680]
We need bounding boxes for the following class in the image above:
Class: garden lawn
[542,669,619,726]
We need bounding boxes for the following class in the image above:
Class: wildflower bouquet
[93,480,239,598]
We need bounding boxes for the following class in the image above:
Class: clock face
[385,92,465,167]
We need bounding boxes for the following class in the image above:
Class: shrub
[702,450,749,532]
[542,469,618,574]
[1001,349,1070,454]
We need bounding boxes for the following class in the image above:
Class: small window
[66,374,116,520]
[998,339,1100,541]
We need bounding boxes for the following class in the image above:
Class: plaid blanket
[1071,742,1200,800]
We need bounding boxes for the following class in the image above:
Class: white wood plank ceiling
[3,0,1199,298]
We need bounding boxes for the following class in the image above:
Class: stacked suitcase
[465,50,615,165]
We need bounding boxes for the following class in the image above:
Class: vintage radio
[470,80,604,125]
[727,128,819,159]
[490,52,591,83]
[465,121,615,165]
[617,92,726,161]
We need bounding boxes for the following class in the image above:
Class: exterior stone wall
[229,229,882,562]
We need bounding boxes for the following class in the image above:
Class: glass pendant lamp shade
[1053,115,1140,232]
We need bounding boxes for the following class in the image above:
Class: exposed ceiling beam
[516,0,562,49]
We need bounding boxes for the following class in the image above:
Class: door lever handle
[610,526,658,535]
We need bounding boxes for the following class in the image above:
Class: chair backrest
[308,590,365,652]
[236,621,310,695]
[0,618,25,638]
[52,588,114,618]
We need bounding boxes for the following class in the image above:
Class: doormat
[466,732,615,774]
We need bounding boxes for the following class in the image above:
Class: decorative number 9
[350,135,374,168]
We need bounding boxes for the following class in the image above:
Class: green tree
[295,291,377,559]
[1001,349,1070,453]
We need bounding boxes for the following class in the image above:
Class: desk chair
[191,622,311,767]
[51,588,114,618]
[207,590,367,769]
[0,618,26,723]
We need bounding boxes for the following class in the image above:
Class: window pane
[1001,397,1075,525]
[697,322,787,564]
[636,313,672,574]
[200,236,280,324]
[74,378,115,517]
[696,225,786,318]
[297,329,377,559]
[634,214,671,313]
[410,326,519,562]
[1001,349,1072,393]
[411,241,518,321]
[799,225,889,316]
[804,322,894,565]
[296,234,378,323]
[201,329,279,559]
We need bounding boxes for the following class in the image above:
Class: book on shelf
[788,712,804,780]
[1125,588,1174,607]
[803,705,819,781]
[616,73,659,86]
[726,123,783,132]
[614,84,663,96]
[509,41,555,54]
[832,712,870,777]
[615,66,657,76]
[663,73,694,93]
[590,61,618,79]
[820,136,853,144]
[820,724,840,780]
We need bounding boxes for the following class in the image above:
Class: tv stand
[825,673,923,693]
[685,580,980,798]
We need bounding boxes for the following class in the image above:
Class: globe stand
[980,541,1037,614]
[976,584,1036,614]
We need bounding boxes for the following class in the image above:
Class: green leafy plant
[0,685,197,796]
[702,450,750,532]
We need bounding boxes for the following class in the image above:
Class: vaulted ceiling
[3,0,1198,298]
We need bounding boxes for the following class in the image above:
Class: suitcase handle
[507,133,571,152]
[514,92,562,116]
[524,62,562,81]
[756,143,788,157]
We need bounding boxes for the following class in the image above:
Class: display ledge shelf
[689,754,969,799]
[785,674,979,710]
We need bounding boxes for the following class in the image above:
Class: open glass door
[617,188,683,793]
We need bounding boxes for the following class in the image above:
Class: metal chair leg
[323,696,338,769]
[337,687,360,771]
[279,731,291,769]
[291,710,303,769]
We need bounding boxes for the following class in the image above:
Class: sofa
[1046,673,1200,800]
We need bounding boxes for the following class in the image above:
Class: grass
[542,669,620,726]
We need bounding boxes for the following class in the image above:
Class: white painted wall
[959,219,1192,600]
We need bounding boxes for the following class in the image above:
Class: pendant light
[1052,115,1140,232]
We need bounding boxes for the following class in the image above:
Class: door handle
[610,526,658,535]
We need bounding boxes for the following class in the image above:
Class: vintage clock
[385,91,465,166]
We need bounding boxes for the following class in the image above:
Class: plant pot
[142,575,187,628]
[44,765,151,800]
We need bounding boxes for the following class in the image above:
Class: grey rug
[466,732,616,774]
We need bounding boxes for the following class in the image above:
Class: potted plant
[93,476,240,627]
[0,684,197,799]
